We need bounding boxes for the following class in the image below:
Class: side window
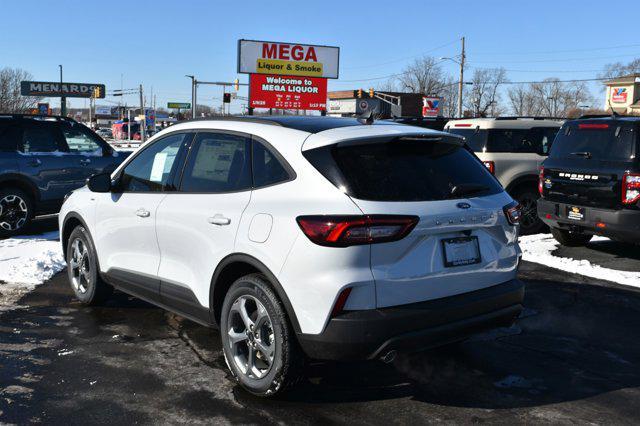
[0,125,21,152]
[252,141,290,188]
[180,132,251,193]
[486,129,529,153]
[61,124,104,156]
[119,133,188,192]
[20,123,63,153]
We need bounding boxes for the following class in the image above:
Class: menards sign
[238,39,339,79]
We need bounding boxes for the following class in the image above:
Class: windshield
[549,122,637,162]
[446,128,487,152]
[303,137,502,202]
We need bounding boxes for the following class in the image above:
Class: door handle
[28,158,41,167]
[80,158,91,165]
[208,214,231,226]
[136,209,151,218]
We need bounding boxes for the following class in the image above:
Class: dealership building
[604,73,640,116]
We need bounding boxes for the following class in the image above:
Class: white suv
[445,117,562,234]
[59,116,524,396]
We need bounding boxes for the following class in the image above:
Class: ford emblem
[456,202,471,209]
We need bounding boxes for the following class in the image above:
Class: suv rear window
[549,122,637,162]
[447,127,558,154]
[303,137,502,202]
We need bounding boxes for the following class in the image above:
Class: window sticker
[150,152,168,182]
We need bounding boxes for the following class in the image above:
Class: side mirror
[87,172,112,193]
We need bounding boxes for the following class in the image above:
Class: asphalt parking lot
[1,219,640,424]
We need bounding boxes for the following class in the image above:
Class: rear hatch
[303,128,519,307]
[542,120,639,209]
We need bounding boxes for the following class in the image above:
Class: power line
[472,42,640,56]
[342,39,459,70]
[470,53,639,64]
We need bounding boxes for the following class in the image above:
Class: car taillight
[622,173,640,205]
[503,201,522,225]
[578,123,609,130]
[538,166,545,197]
[296,215,419,247]
[331,287,352,318]
[483,160,495,174]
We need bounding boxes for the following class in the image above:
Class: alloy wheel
[517,194,539,230]
[226,295,275,380]
[0,195,29,231]
[69,238,91,294]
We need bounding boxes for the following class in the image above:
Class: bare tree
[508,84,539,116]
[375,78,399,93]
[0,67,42,113]
[599,58,640,80]
[439,76,459,118]
[529,78,593,118]
[397,56,446,95]
[465,68,508,117]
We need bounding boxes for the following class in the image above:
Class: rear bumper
[538,199,640,242]
[297,279,524,361]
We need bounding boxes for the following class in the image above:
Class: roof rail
[577,114,615,120]
[493,116,563,121]
[180,116,283,126]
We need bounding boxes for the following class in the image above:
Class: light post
[440,37,465,118]
[59,65,66,116]
[186,75,196,119]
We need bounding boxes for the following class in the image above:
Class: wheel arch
[0,173,40,202]
[210,253,301,333]
[61,212,91,260]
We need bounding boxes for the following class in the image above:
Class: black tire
[512,188,545,235]
[0,187,34,237]
[550,227,593,247]
[66,226,113,305]
[220,273,304,396]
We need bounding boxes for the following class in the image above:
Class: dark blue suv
[0,114,129,236]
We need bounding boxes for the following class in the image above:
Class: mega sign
[249,75,327,110]
[238,39,339,78]
[611,87,628,103]
[21,81,105,98]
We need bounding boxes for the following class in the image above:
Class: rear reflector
[578,123,609,130]
[622,173,640,205]
[483,160,495,174]
[596,222,606,229]
[545,214,552,219]
[331,287,352,318]
[296,215,419,247]
[454,123,473,127]
[503,201,522,225]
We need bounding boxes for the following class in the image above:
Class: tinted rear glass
[446,128,487,151]
[550,122,637,162]
[304,138,502,202]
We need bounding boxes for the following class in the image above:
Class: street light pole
[59,65,66,116]
[458,37,465,118]
[186,75,196,119]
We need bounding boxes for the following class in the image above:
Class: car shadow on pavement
[232,269,640,415]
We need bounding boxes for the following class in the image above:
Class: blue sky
[2,0,639,112]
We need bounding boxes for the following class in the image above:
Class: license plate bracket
[441,236,481,267]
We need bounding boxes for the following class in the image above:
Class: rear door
[304,135,519,307]
[543,121,638,209]
[155,131,252,310]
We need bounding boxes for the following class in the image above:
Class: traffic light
[357,89,363,98]
[369,88,374,98]
[223,93,231,103]
[93,87,102,98]
[234,78,239,91]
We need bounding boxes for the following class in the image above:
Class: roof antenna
[607,96,620,119]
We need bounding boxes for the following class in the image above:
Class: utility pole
[59,65,66,116]
[139,84,146,143]
[458,37,465,118]
[186,75,196,119]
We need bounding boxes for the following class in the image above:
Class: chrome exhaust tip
[380,350,397,364]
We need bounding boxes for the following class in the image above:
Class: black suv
[538,116,640,245]
[0,114,129,236]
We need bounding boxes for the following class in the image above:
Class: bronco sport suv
[0,114,127,236]
[59,116,524,396]
[445,117,562,234]
[538,116,640,246]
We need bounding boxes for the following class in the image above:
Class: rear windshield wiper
[449,183,490,198]
[570,151,592,159]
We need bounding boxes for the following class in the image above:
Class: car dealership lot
[1,220,639,424]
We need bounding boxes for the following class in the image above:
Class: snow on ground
[0,231,65,310]
[520,233,640,288]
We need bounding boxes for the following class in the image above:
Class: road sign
[37,103,49,115]
[238,39,339,79]
[167,102,191,109]
[21,81,105,98]
[249,74,327,110]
